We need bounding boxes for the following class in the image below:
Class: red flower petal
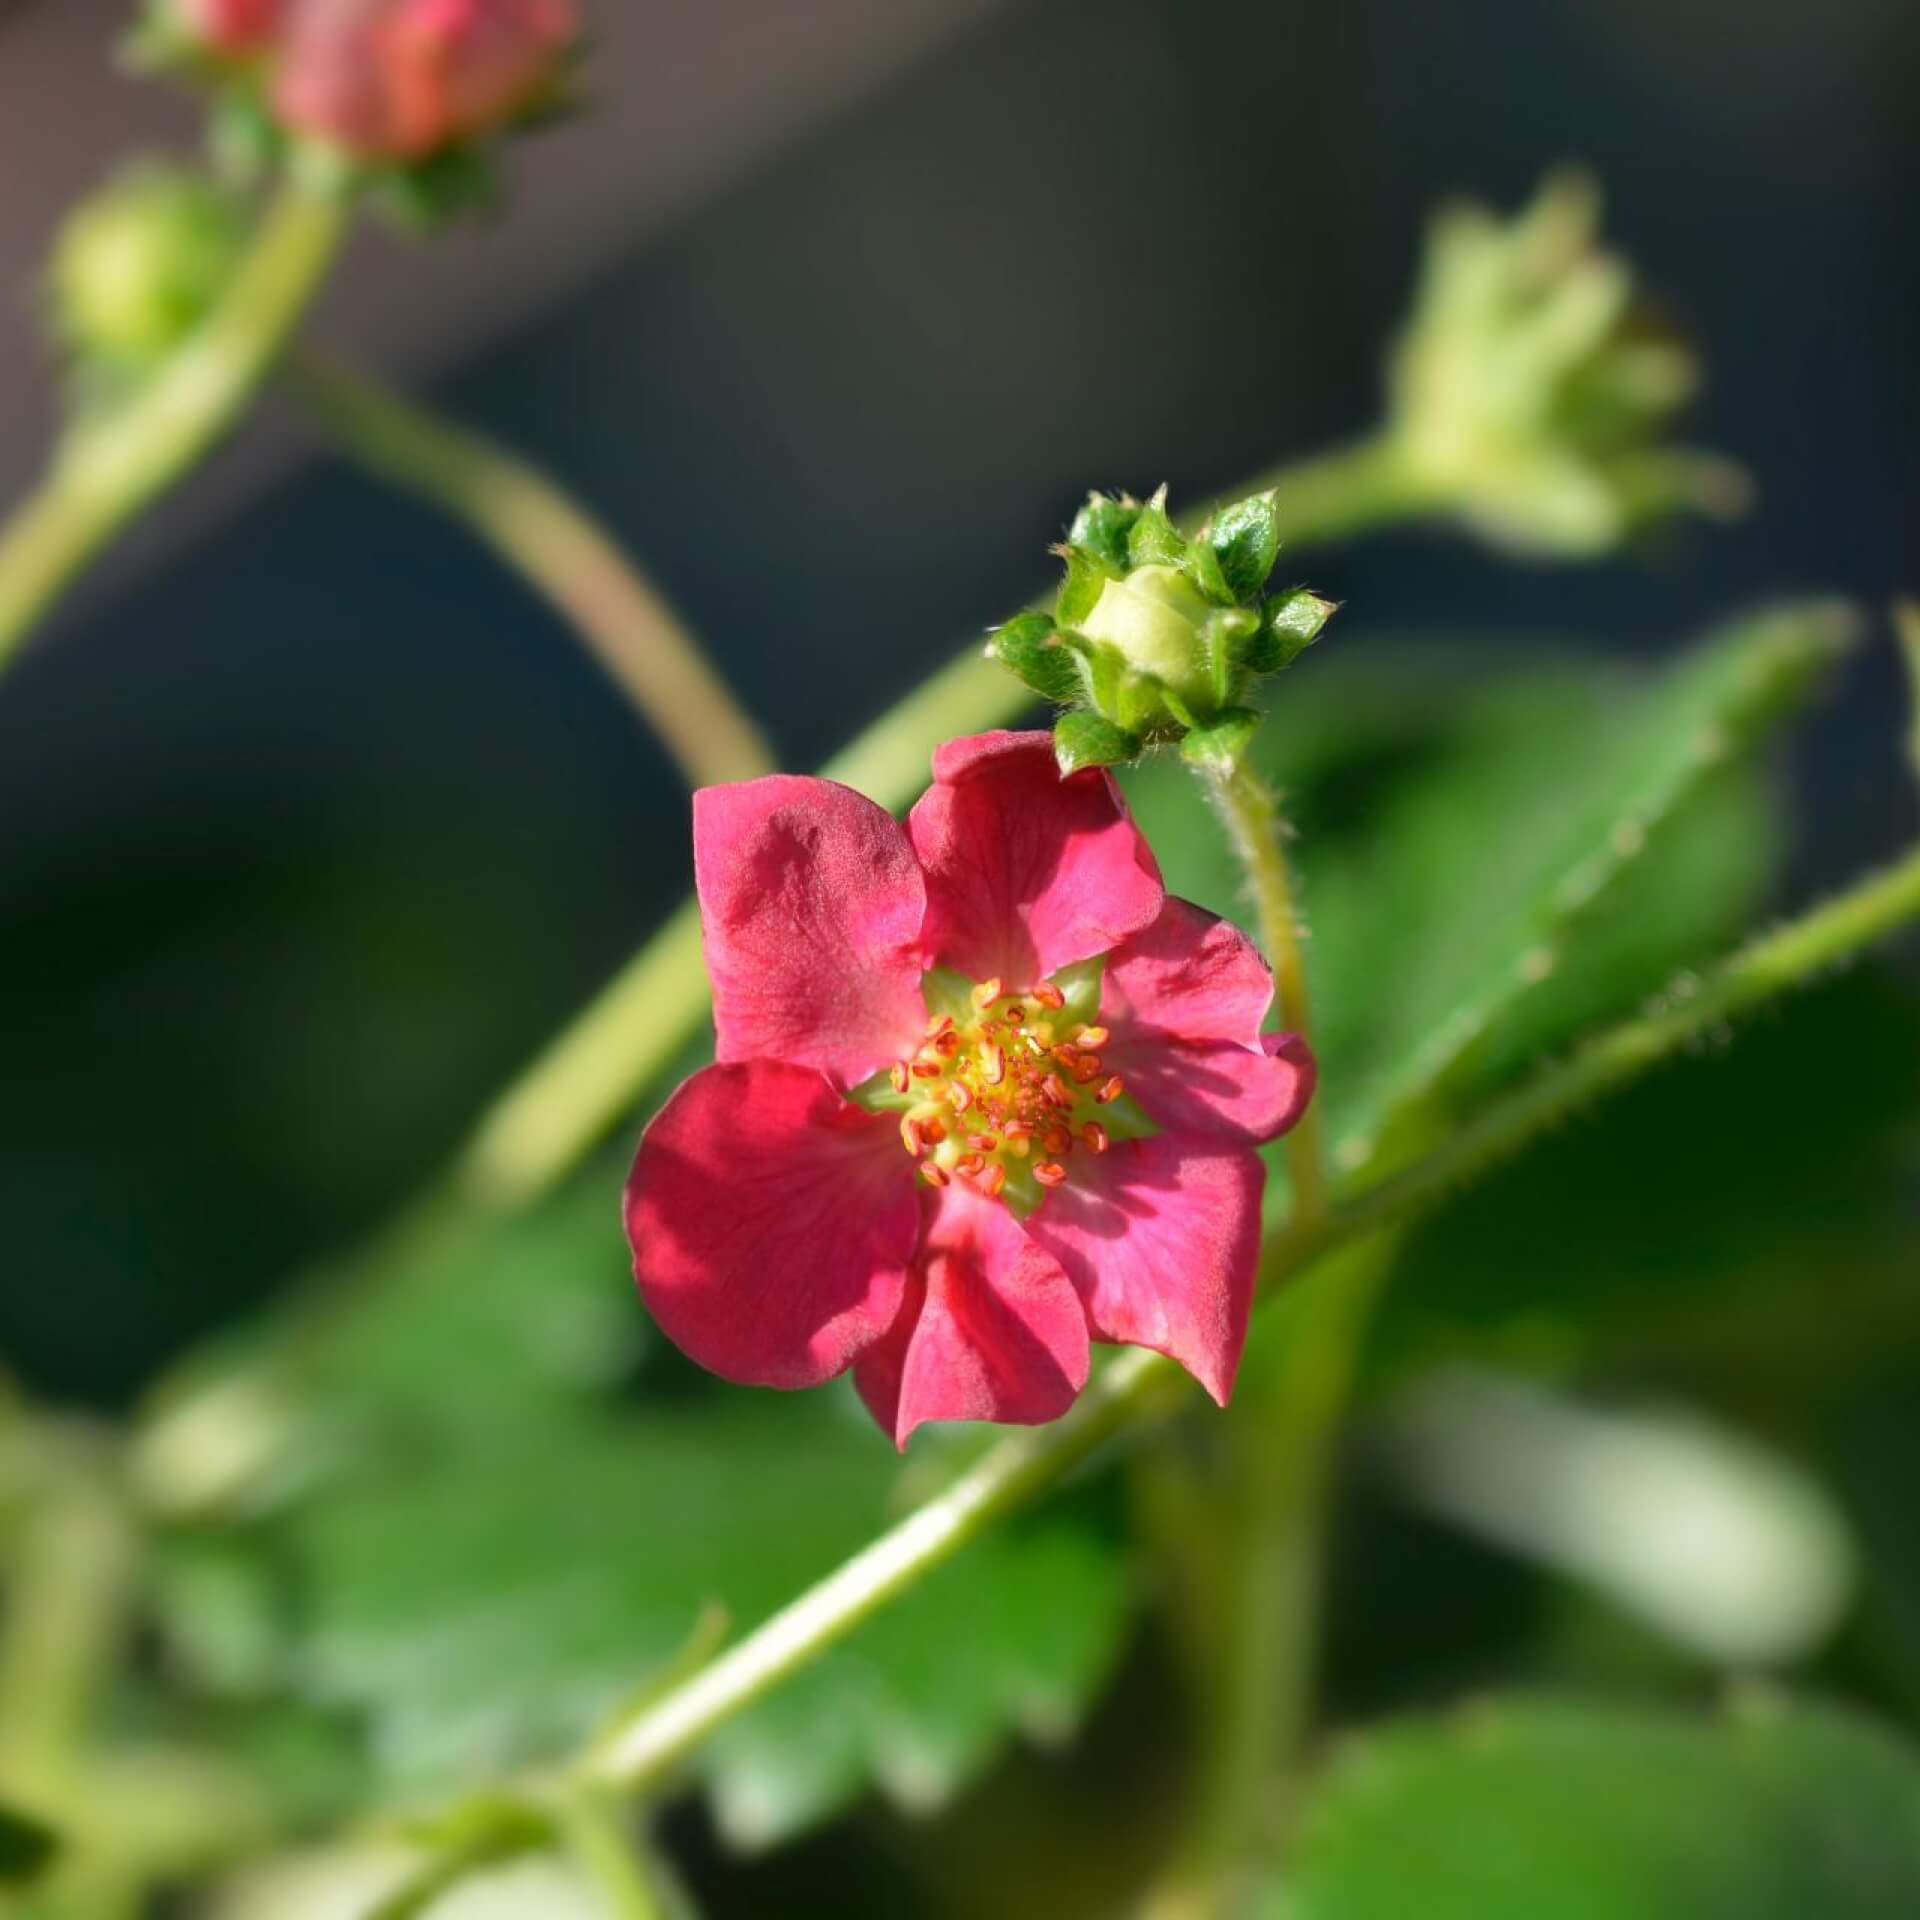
[908,731,1163,988]
[1026,1134,1263,1405]
[1100,897,1318,1142]
[853,1181,1091,1449]
[695,776,929,1090]
[626,1061,918,1388]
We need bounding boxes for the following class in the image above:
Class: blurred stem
[1143,1240,1396,1920]
[555,1789,669,1920]
[1248,434,1433,551]
[1204,761,1329,1217]
[282,349,774,789]
[0,1427,136,1805]
[1895,600,1920,785]
[0,169,350,670]
[576,839,1920,1803]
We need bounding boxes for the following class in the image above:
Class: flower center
[887,976,1126,1203]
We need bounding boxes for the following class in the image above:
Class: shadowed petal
[626,1061,918,1388]
[695,776,929,1088]
[908,731,1163,987]
[1102,897,1317,1142]
[854,1181,1090,1448]
[1026,1134,1264,1405]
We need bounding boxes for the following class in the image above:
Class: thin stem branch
[0,170,351,668]
[577,843,1920,1800]
[281,350,773,789]
[555,1790,669,1920]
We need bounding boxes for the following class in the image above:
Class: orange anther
[1096,1075,1126,1104]
[1041,1074,1074,1109]
[921,1162,951,1188]
[1032,981,1065,1010]
[910,1061,942,1079]
[1034,1160,1069,1186]
[1003,1004,1026,1025]
[933,1030,961,1057]
[889,1061,910,1094]
[981,1044,1006,1085]
[947,1081,974,1114]
[971,977,1004,1009]
[977,1161,1008,1198]
[1071,1054,1103,1084]
[925,1013,955,1037]
[900,1114,926,1157]
[1074,1025,1110,1048]
[921,1118,948,1144]
[968,1132,1000,1153]
[1081,1121,1110,1154]
[1042,1126,1072,1156]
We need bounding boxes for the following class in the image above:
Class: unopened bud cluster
[989,488,1335,775]
[1387,170,1747,557]
[138,0,580,198]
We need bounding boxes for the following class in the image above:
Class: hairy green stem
[1250,435,1433,553]
[282,350,774,789]
[0,171,350,668]
[574,843,1920,1800]
[1205,761,1329,1216]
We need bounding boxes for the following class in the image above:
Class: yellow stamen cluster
[894,977,1123,1199]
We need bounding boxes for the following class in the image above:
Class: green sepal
[986,610,1082,704]
[1177,531,1234,606]
[1178,707,1262,773]
[1208,489,1282,602]
[1053,710,1139,774]
[1247,585,1338,673]
[1125,491,1185,567]
[1202,605,1262,707]
[1056,545,1117,628]
[1064,492,1137,573]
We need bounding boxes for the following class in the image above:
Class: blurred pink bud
[179,0,285,52]
[274,0,580,160]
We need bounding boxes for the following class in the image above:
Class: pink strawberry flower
[624,732,1316,1447]
[270,0,578,160]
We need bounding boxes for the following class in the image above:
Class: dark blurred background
[2,0,1916,1405]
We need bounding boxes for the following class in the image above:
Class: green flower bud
[46,166,244,374]
[1387,169,1748,557]
[983,485,1338,776]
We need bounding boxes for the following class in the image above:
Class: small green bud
[987,485,1339,770]
[46,166,245,373]
[1075,564,1219,713]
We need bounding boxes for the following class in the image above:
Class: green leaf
[1121,600,1852,1163]
[1179,708,1262,773]
[0,1803,58,1883]
[1271,1695,1920,1920]
[1208,490,1282,603]
[1054,710,1138,774]
[264,1402,1132,1849]
[986,611,1081,704]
